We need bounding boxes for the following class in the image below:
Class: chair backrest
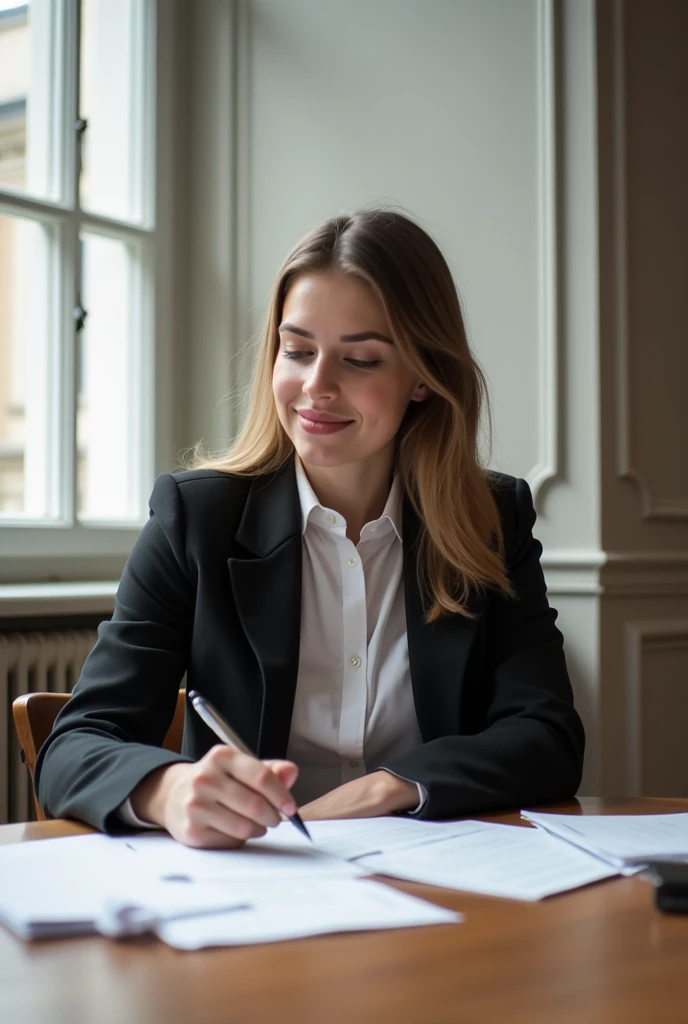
[12,689,186,821]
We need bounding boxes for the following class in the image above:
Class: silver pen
[188,690,312,841]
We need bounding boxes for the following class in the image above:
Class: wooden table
[2,798,688,1024]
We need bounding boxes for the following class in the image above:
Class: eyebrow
[278,323,393,344]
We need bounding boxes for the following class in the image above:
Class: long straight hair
[195,209,512,620]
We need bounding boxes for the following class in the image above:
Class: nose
[301,356,339,400]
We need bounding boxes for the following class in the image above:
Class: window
[0,0,158,580]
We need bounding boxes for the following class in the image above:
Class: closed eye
[282,351,382,370]
[346,358,383,369]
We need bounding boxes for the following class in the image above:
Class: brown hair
[195,209,512,620]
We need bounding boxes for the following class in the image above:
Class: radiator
[0,630,98,825]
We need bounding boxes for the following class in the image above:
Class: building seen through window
[0,0,154,523]
[0,4,29,512]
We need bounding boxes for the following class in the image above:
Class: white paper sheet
[0,834,154,938]
[156,879,462,950]
[96,879,253,937]
[521,811,688,867]
[270,817,488,860]
[121,830,365,883]
[356,821,618,900]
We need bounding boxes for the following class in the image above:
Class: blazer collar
[234,457,302,557]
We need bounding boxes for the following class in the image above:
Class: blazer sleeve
[381,478,585,819]
[34,474,195,832]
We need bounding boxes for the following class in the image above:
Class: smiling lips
[295,409,354,435]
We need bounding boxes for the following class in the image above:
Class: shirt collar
[294,457,403,542]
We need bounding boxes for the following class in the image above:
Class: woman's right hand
[129,746,299,849]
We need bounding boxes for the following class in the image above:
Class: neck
[300,451,394,544]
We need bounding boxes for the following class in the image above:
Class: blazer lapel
[227,459,302,759]
[402,497,482,741]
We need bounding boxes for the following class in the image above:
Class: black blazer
[35,459,584,832]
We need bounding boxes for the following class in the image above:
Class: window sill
[0,582,117,618]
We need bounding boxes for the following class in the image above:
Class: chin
[294,442,352,469]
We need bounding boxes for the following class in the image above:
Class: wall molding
[541,549,688,597]
[528,0,561,509]
[0,582,117,618]
[611,0,688,521]
[541,549,605,596]
[624,618,688,793]
[603,551,688,597]
[186,0,254,451]
[228,0,253,441]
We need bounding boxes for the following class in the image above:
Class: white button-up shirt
[287,458,425,810]
[119,459,425,826]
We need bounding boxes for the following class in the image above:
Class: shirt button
[349,655,361,669]
[347,556,357,567]
[349,760,359,769]
[325,513,336,524]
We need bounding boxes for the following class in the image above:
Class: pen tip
[294,815,312,842]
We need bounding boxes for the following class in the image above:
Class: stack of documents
[521,811,688,870]
[0,835,155,939]
[0,829,460,948]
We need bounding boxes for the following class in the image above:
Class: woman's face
[272,271,427,472]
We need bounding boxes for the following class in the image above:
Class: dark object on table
[646,861,688,913]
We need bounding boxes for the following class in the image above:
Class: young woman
[35,209,584,848]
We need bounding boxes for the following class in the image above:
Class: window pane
[77,232,142,521]
[0,212,58,517]
[0,2,64,201]
[79,0,150,223]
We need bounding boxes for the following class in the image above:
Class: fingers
[210,748,298,816]
[162,747,300,851]
[209,776,281,828]
[176,820,254,850]
[178,800,268,848]
[264,759,300,791]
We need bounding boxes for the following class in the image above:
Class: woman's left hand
[299,770,420,820]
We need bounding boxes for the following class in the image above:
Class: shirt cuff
[117,796,160,830]
[380,769,428,815]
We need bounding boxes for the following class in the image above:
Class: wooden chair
[12,689,186,821]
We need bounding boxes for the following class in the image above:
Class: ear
[409,381,430,402]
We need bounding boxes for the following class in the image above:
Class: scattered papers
[156,879,461,950]
[8,811,665,946]
[521,811,688,868]
[357,821,618,901]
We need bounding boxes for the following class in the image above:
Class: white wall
[245,0,543,495]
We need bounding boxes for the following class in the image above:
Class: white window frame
[0,0,175,584]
